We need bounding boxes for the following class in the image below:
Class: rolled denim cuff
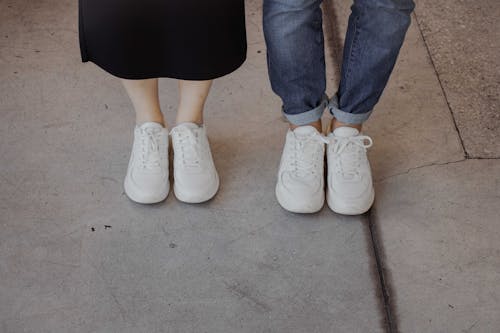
[327,95,373,125]
[282,94,328,126]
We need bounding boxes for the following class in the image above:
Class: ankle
[330,118,362,132]
[176,115,203,126]
[290,120,322,132]
[175,120,203,127]
[136,114,166,128]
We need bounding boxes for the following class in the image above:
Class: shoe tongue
[139,122,164,130]
[293,126,319,137]
[333,126,359,138]
[176,122,200,130]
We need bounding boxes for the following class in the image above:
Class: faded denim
[263,0,415,125]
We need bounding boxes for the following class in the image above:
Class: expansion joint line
[366,209,398,333]
[412,11,469,159]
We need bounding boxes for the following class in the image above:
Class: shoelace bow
[289,132,328,177]
[140,127,163,170]
[328,135,373,179]
[171,127,203,169]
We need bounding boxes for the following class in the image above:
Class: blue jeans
[263,0,415,125]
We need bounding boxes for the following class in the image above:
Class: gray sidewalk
[0,0,498,332]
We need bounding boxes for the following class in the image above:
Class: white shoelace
[288,132,328,178]
[139,127,163,170]
[328,135,373,180]
[171,127,204,170]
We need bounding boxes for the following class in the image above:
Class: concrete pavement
[1,0,498,332]
[414,0,500,158]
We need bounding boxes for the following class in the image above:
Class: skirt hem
[82,52,247,81]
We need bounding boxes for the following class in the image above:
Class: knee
[354,0,415,32]
[355,0,415,13]
[264,0,322,13]
[351,0,414,41]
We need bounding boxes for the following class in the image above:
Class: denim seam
[344,13,361,90]
[315,5,324,46]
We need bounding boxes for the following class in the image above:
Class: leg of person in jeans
[264,0,328,213]
[326,0,414,214]
[263,0,415,214]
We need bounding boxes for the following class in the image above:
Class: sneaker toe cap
[330,176,372,198]
[280,172,322,195]
[125,172,169,202]
[276,173,324,213]
[174,172,219,203]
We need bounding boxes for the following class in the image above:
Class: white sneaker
[124,122,170,204]
[276,126,328,213]
[170,123,219,203]
[326,127,375,215]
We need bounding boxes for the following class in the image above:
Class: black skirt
[79,0,247,80]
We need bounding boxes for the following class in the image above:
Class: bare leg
[176,80,213,125]
[330,118,362,132]
[290,120,322,132]
[289,119,361,134]
[121,78,166,127]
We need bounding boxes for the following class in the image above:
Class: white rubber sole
[173,173,220,204]
[275,183,324,214]
[326,187,375,215]
[124,176,170,204]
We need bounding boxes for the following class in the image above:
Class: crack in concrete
[376,156,500,183]
[466,156,500,160]
[375,158,467,183]
[413,11,469,158]
[88,262,131,323]
[223,280,272,314]
[462,319,480,333]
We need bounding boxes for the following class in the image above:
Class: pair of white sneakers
[276,125,374,215]
[124,122,219,204]
[124,122,373,215]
